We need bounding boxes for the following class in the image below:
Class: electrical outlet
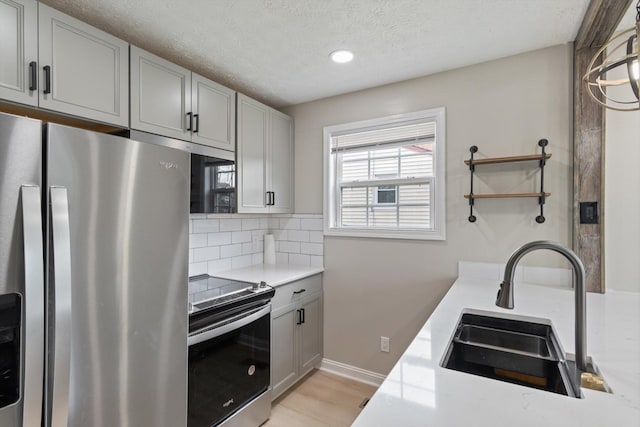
[380,336,390,353]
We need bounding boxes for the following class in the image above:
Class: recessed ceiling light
[330,50,354,64]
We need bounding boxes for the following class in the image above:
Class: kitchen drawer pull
[186,112,193,132]
[29,61,37,91]
[293,289,306,295]
[43,65,51,94]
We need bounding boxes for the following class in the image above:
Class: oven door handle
[188,304,271,346]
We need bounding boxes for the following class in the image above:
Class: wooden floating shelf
[464,192,551,199]
[464,153,552,166]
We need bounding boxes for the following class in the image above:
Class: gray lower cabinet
[130,46,236,151]
[271,274,323,400]
[0,1,129,126]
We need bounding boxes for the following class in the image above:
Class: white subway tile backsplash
[280,241,301,253]
[208,232,232,246]
[193,246,221,262]
[276,252,289,264]
[232,231,252,244]
[300,218,323,231]
[219,219,242,232]
[289,253,311,266]
[301,242,323,256]
[267,217,280,229]
[192,219,220,233]
[208,258,232,274]
[287,230,310,242]
[189,233,208,249]
[252,253,263,264]
[242,218,260,230]
[220,244,243,259]
[232,254,253,269]
[309,231,324,243]
[189,214,324,279]
[189,261,207,277]
[273,229,287,240]
[280,218,301,230]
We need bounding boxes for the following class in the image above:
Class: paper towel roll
[263,234,276,264]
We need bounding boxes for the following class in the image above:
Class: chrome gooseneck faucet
[496,240,588,373]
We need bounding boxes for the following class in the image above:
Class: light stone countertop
[352,277,640,427]
[212,263,323,287]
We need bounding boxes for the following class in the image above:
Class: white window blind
[324,108,445,240]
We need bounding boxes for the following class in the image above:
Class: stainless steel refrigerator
[0,112,189,427]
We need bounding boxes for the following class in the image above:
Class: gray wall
[285,44,574,374]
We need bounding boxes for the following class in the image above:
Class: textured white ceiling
[39,0,590,108]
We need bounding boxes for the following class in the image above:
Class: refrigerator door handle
[20,185,45,427]
[50,187,72,427]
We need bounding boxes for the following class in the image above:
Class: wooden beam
[575,0,633,49]
[573,0,633,293]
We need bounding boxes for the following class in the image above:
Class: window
[323,108,445,240]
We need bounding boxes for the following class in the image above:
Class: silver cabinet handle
[50,187,72,427]
[20,186,45,427]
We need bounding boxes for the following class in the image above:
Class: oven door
[188,304,270,427]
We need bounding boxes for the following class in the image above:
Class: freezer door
[0,113,44,427]
[46,124,189,427]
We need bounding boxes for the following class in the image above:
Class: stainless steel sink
[441,309,581,398]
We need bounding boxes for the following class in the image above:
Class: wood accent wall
[573,0,633,293]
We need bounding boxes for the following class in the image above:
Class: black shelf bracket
[468,146,478,222]
[535,139,548,223]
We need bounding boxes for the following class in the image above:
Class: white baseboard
[319,358,385,387]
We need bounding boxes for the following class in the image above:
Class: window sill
[324,227,445,241]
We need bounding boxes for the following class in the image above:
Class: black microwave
[190,153,235,213]
[128,130,236,214]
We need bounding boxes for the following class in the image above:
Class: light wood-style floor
[264,370,378,427]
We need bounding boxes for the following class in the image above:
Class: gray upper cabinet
[131,47,236,151]
[38,3,129,127]
[0,0,38,106]
[192,73,235,151]
[237,94,293,213]
[130,46,192,141]
[269,109,294,213]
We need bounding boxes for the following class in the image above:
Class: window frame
[323,107,446,240]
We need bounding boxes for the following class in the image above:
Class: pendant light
[583,1,639,112]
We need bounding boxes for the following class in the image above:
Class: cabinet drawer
[271,274,322,311]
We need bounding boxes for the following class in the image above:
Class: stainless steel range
[188,275,275,427]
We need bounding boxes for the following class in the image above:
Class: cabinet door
[192,73,235,151]
[271,304,298,400]
[268,109,294,213]
[130,46,192,140]
[237,94,268,213]
[38,4,128,126]
[0,0,37,106]
[299,292,322,376]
